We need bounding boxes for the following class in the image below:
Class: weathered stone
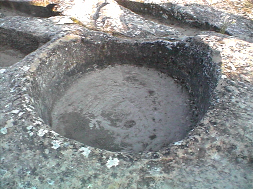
[0,1,253,188]
[116,0,253,42]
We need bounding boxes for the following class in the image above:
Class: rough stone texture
[0,1,253,188]
[116,0,253,42]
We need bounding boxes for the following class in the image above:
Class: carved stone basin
[0,28,42,67]
[28,34,218,154]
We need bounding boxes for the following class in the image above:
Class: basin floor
[51,65,192,153]
[0,45,26,67]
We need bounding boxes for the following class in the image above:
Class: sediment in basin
[0,45,26,67]
[51,65,191,153]
[29,34,219,154]
[0,28,41,67]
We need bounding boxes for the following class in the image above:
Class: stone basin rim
[19,33,220,157]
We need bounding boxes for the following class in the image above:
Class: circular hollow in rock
[51,65,191,153]
[28,35,219,155]
[0,29,41,67]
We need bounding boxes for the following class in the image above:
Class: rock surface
[0,0,253,188]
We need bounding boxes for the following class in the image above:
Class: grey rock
[0,1,253,188]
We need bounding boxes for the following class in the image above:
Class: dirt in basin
[0,45,26,67]
[51,65,192,153]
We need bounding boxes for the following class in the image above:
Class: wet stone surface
[52,65,191,153]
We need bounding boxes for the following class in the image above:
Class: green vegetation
[220,15,235,34]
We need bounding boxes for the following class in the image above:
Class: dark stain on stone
[197,147,206,159]
[148,90,155,96]
[149,134,157,140]
[124,120,136,128]
[56,112,123,152]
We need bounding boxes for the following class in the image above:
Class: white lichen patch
[0,69,6,74]
[106,157,119,169]
[149,167,162,175]
[21,66,30,72]
[87,184,93,188]
[26,108,33,112]
[38,129,48,137]
[45,149,49,154]
[211,153,221,161]
[5,119,13,128]
[18,112,24,117]
[79,147,91,158]
[10,110,20,114]
[27,126,34,136]
[174,140,184,145]
[50,130,59,136]
[51,140,61,149]
[27,126,33,130]
[28,132,34,136]
[47,179,55,185]
[0,127,8,135]
[33,120,43,126]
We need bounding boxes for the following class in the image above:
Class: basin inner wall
[0,28,40,54]
[28,36,218,150]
